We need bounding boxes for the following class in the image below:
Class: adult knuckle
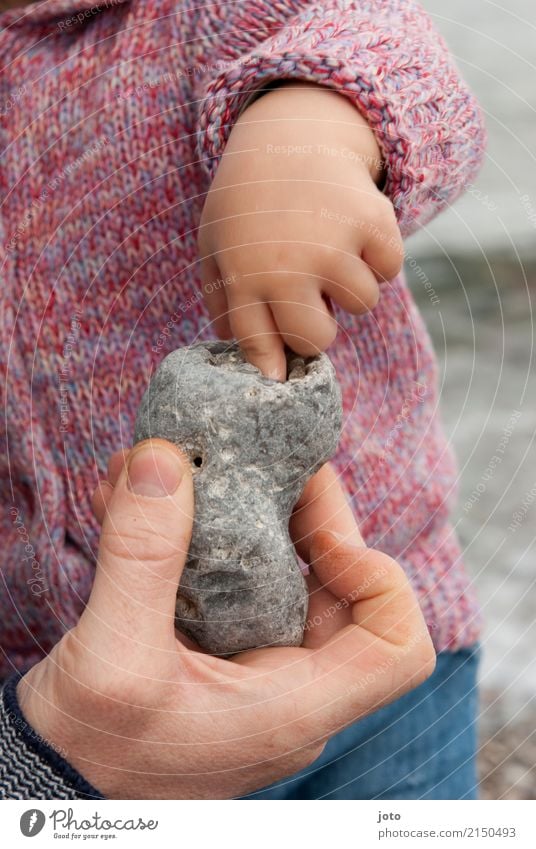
[104,673,150,708]
[53,629,85,679]
[372,550,407,587]
[99,521,186,565]
[52,632,142,714]
[285,746,322,775]
[272,730,321,774]
[299,741,326,768]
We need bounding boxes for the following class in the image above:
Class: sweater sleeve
[0,675,104,800]
[192,0,487,236]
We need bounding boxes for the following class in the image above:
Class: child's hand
[198,81,404,379]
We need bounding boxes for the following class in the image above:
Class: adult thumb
[80,439,194,656]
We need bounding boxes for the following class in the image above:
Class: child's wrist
[244,79,385,185]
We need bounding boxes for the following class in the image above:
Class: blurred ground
[479,690,536,799]
[404,0,536,802]
[408,254,536,800]
[414,0,536,258]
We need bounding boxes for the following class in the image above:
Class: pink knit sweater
[0,0,486,680]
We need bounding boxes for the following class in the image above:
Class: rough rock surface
[134,340,342,655]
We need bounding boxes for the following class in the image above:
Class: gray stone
[134,341,342,655]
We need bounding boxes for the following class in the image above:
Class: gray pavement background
[411,0,536,258]
[404,2,535,799]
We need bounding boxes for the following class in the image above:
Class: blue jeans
[245,645,480,800]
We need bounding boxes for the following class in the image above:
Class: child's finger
[362,212,404,283]
[206,297,233,339]
[270,292,337,357]
[321,254,380,314]
[229,298,287,380]
[200,255,233,338]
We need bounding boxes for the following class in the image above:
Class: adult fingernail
[127,445,183,497]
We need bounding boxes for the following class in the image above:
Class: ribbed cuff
[196,22,486,236]
[0,674,105,800]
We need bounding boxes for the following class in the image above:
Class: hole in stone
[176,592,200,622]
[193,456,203,468]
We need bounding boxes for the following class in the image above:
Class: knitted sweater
[0,0,485,798]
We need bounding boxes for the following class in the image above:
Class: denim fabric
[245,645,481,800]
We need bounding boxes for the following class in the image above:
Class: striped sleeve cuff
[0,674,104,800]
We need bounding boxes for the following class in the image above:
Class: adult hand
[18,439,435,799]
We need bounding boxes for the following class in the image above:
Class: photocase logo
[20,809,46,837]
